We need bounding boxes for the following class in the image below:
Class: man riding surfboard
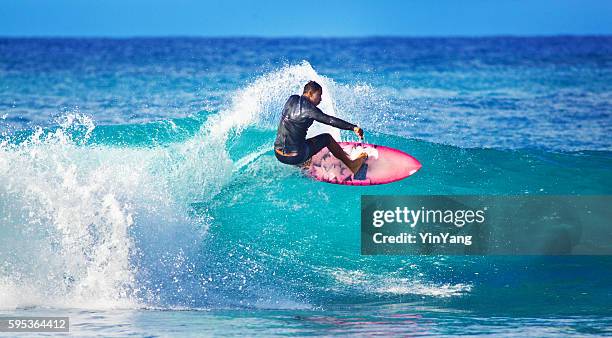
[274,81,367,174]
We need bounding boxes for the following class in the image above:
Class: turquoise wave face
[1,106,611,313]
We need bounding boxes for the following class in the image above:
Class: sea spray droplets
[210,61,393,141]
[210,61,339,133]
[0,112,212,309]
[0,114,141,308]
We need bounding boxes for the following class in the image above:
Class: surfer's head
[303,81,322,106]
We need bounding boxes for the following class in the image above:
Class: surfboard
[305,142,422,185]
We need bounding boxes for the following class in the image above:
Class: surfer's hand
[353,126,364,139]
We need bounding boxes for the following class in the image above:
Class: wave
[1,62,611,311]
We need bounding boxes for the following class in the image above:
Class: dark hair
[303,81,322,95]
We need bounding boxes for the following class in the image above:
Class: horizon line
[1,33,611,40]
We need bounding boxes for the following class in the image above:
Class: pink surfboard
[305,142,422,186]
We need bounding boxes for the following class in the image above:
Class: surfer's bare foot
[348,152,368,174]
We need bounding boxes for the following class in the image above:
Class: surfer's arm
[308,106,357,131]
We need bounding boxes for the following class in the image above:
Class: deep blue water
[0,37,611,336]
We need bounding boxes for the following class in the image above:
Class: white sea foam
[329,268,471,298]
[0,62,389,310]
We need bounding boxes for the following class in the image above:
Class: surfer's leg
[306,134,367,174]
[305,134,331,157]
[327,137,367,174]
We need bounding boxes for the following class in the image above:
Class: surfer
[274,81,367,174]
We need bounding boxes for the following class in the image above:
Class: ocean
[0,37,611,336]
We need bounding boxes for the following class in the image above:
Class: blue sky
[1,0,611,37]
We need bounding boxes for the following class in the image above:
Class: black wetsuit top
[274,95,356,153]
